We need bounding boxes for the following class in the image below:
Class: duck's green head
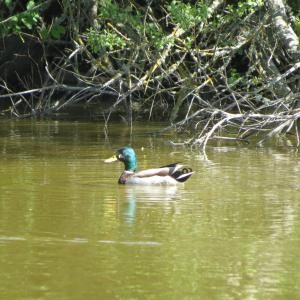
[105,147,137,172]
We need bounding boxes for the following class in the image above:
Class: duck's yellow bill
[104,155,118,163]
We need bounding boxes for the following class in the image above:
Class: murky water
[0,119,300,300]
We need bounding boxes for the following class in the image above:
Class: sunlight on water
[0,119,300,300]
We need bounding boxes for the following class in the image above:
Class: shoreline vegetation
[0,0,299,150]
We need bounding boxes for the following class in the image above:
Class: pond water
[0,119,300,300]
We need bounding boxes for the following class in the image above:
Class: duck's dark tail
[172,167,193,182]
[161,163,194,183]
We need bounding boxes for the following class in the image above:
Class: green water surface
[0,120,300,300]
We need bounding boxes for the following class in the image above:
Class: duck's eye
[118,154,123,159]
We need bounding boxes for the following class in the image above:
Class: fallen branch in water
[171,108,300,152]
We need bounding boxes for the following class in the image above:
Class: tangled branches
[0,0,299,149]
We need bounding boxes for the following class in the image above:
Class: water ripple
[0,236,161,247]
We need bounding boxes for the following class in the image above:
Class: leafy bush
[0,0,40,36]
[86,28,127,52]
[167,0,211,30]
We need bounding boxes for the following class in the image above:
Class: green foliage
[26,0,35,10]
[234,0,263,16]
[295,17,300,37]
[167,0,211,30]
[85,1,139,52]
[287,0,300,14]
[215,0,263,27]
[228,68,241,85]
[85,0,176,52]
[99,0,142,30]
[145,23,172,50]
[86,28,127,53]
[4,0,13,7]
[84,0,264,54]
[40,24,66,40]
[0,0,40,35]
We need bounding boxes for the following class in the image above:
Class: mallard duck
[104,147,193,185]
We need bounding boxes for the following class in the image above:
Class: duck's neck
[125,158,137,172]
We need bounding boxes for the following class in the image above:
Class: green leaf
[21,16,33,29]
[4,0,12,7]
[11,15,19,23]
[26,0,35,10]
[295,18,300,37]
[50,25,66,39]
[15,25,21,32]
[40,28,50,40]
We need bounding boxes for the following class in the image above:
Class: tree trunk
[90,0,98,27]
[267,0,299,56]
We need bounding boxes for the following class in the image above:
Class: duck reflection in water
[121,185,179,225]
